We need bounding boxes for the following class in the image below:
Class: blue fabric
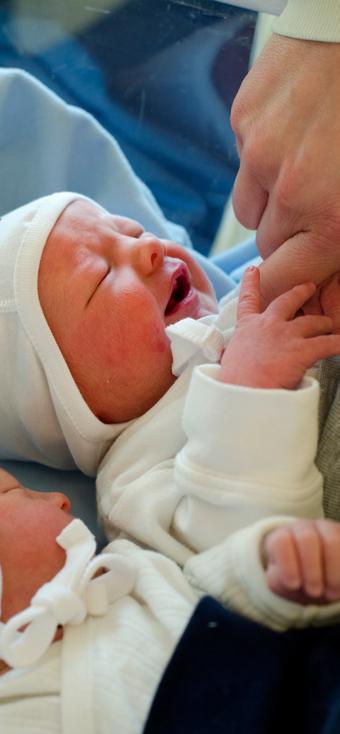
[193,236,261,300]
[144,596,340,734]
[0,1,256,254]
[212,235,261,282]
[193,249,238,301]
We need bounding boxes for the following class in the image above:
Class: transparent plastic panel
[0,0,256,254]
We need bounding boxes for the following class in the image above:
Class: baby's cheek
[151,328,172,356]
[144,324,174,383]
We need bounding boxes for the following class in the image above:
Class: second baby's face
[0,469,73,623]
[38,200,218,423]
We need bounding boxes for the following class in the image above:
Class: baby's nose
[135,234,165,275]
[39,491,72,513]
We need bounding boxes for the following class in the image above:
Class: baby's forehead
[43,200,107,264]
[46,199,132,252]
[51,199,105,237]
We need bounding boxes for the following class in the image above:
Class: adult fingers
[232,164,268,231]
[293,314,333,338]
[258,227,340,310]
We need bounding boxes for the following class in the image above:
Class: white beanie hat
[0,192,130,476]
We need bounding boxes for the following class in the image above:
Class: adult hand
[231,34,340,274]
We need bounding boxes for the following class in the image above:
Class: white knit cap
[0,192,130,475]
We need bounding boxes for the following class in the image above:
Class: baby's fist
[263,519,340,604]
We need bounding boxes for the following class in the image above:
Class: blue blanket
[144,597,340,734]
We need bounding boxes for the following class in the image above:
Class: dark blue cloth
[143,596,340,734]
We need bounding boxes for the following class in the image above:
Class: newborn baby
[1,191,340,573]
[38,197,218,425]
[1,463,340,734]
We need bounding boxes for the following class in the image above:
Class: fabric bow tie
[0,519,135,669]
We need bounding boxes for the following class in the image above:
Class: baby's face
[0,469,73,623]
[38,200,218,423]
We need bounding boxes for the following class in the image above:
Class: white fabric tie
[166,296,238,377]
[0,519,136,668]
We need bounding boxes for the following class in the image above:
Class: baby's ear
[0,468,21,491]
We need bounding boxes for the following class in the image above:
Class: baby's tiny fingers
[315,520,340,601]
[305,334,340,364]
[237,267,261,321]
[293,314,333,338]
[264,527,301,591]
[267,282,316,321]
[290,521,324,598]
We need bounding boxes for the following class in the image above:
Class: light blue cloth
[212,237,261,283]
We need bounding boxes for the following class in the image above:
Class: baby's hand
[263,519,340,604]
[219,266,340,389]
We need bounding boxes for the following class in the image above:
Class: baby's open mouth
[165,268,191,315]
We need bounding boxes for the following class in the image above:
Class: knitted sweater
[2,531,340,734]
[316,356,340,521]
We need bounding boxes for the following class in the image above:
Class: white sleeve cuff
[172,366,323,551]
[180,365,320,487]
[273,0,340,42]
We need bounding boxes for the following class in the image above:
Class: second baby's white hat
[0,191,130,475]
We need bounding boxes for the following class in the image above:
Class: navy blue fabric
[143,596,340,734]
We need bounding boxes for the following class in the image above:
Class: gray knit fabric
[316,356,340,520]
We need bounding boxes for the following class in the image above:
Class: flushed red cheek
[152,333,172,355]
[147,328,174,369]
